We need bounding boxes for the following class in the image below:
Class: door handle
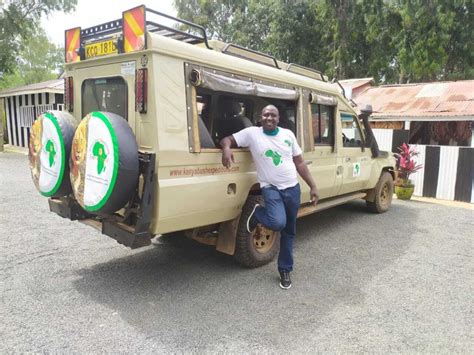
[337,166,343,175]
[345,157,352,162]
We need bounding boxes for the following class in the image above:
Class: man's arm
[293,154,319,205]
[220,135,238,168]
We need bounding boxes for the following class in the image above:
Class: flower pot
[395,184,415,200]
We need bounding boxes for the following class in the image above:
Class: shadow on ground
[72,200,417,351]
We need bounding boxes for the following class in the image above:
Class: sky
[42,0,177,46]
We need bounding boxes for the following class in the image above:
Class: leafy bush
[394,143,423,185]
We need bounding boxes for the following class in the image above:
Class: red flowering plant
[394,143,423,186]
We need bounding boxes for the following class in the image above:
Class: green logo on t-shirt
[284,139,292,147]
[92,141,107,175]
[45,139,56,167]
[265,149,282,166]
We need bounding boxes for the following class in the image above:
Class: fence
[4,93,62,148]
[373,129,473,203]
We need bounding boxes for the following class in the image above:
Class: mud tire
[234,194,279,268]
[366,171,394,213]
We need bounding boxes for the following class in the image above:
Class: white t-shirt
[233,126,303,189]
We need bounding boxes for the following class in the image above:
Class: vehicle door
[76,61,136,132]
[336,112,372,194]
[302,101,339,201]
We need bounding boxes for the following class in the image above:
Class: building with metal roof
[0,79,64,148]
[347,80,474,146]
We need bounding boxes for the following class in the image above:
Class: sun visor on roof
[309,91,337,106]
[190,68,298,100]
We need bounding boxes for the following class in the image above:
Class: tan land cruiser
[28,6,396,267]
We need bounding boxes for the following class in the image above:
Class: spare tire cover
[70,111,139,214]
[28,111,77,197]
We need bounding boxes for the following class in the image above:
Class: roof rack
[219,46,328,82]
[221,43,280,69]
[69,6,330,85]
[70,6,212,61]
[145,9,212,49]
[80,10,212,48]
[81,19,123,41]
[286,63,326,82]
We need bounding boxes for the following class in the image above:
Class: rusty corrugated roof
[354,80,474,121]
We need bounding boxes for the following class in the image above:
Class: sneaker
[279,271,292,289]
[246,204,259,233]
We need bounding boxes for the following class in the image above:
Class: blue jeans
[254,183,301,272]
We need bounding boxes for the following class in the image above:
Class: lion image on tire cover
[70,121,87,203]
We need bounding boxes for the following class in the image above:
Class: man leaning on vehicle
[220,105,319,289]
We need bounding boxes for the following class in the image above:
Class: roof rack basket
[221,43,280,69]
[145,9,212,49]
[78,6,212,52]
[70,5,331,85]
[286,63,326,82]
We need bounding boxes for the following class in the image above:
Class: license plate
[85,40,118,59]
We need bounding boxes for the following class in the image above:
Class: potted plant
[394,143,423,200]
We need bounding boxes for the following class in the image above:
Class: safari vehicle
[28,6,396,267]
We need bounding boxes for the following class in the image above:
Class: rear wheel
[366,171,394,213]
[234,195,279,268]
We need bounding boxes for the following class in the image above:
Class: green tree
[360,0,401,83]
[0,28,63,89]
[395,0,473,82]
[0,0,77,76]
[174,0,473,83]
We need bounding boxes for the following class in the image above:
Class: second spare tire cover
[28,110,77,197]
[70,111,139,214]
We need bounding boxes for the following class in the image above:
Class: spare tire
[28,111,77,197]
[69,111,139,214]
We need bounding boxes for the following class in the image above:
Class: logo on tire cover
[91,140,108,175]
[45,139,57,167]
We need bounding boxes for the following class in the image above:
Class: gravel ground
[1,152,473,353]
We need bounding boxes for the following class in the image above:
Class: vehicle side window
[196,94,215,148]
[194,87,297,149]
[341,113,364,148]
[215,96,254,143]
[311,103,334,146]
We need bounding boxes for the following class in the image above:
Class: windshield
[82,77,128,120]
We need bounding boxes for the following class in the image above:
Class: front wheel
[366,172,394,213]
[234,195,279,268]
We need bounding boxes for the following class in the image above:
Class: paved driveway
[1,152,472,353]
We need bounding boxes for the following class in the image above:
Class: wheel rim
[252,225,277,254]
[380,182,391,207]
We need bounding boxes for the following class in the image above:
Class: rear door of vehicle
[75,60,137,132]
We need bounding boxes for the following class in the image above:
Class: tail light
[65,77,74,112]
[135,68,147,113]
